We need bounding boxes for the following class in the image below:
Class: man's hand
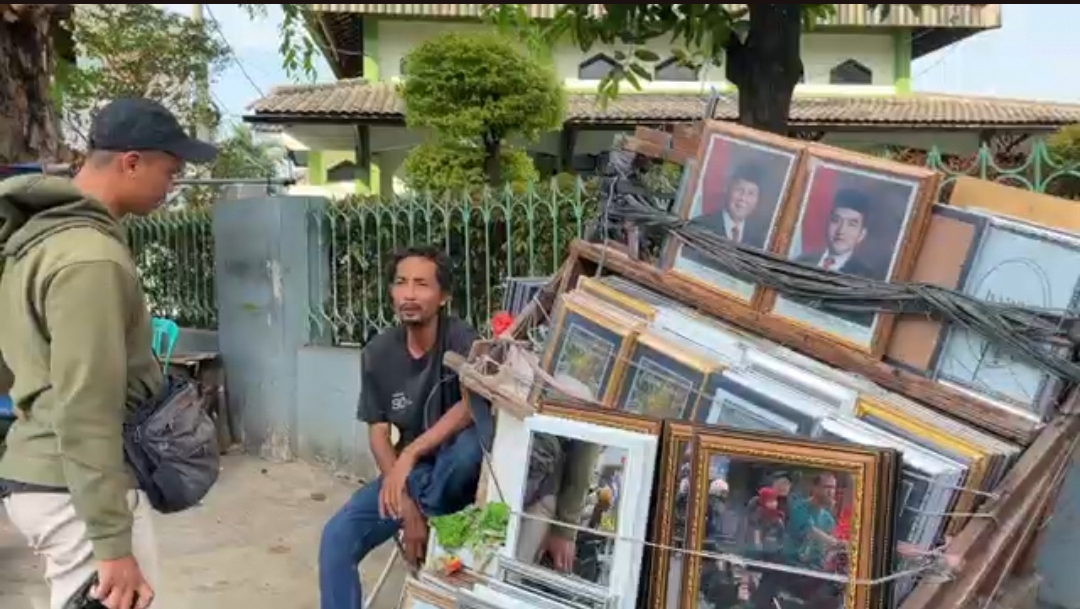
[379,449,417,519]
[541,534,576,572]
[92,556,154,609]
[399,496,428,568]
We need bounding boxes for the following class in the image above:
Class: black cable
[593,174,1080,384]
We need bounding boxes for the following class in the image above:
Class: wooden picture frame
[397,575,455,609]
[499,413,660,609]
[693,368,832,436]
[575,275,660,321]
[612,328,727,420]
[931,212,1080,420]
[661,120,807,306]
[764,143,940,357]
[883,205,989,375]
[849,396,993,536]
[682,429,899,609]
[530,291,643,407]
[646,422,698,609]
[815,416,965,603]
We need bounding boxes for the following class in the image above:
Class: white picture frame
[500,414,659,609]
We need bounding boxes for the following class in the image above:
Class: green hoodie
[0,175,163,561]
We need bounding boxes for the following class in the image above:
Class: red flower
[491,311,514,337]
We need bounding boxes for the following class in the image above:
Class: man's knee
[319,508,382,567]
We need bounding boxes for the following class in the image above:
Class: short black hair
[831,188,871,219]
[386,244,453,292]
[729,161,764,186]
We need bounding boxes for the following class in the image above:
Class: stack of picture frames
[504,273,1021,609]
[578,120,1080,445]
[416,122,1080,609]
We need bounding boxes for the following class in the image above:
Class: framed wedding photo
[663,121,806,304]
[767,145,939,355]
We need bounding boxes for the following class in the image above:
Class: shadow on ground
[0,455,406,609]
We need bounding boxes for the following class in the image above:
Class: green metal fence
[895,140,1080,198]
[307,180,599,345]
[125,207,217,329]
[125,141,1080,340]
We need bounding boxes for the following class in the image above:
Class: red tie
[822,256,836,270]
[730,226,740,243]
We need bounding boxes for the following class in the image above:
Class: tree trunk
[0,4,69,164]
[725,5,804,135]
[482,131,502,186]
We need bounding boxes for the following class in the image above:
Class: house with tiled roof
[244,4,1080,197]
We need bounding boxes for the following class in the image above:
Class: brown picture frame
[681,428,898,609]
[660,120,808,309]
[530,291,644,408]
[763,143,941,358]
[646,422,698,609]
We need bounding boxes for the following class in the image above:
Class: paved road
[0,455,406,609]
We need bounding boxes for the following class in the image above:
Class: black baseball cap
[89,98,218,164]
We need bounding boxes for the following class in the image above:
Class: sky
[160,3,1080,127]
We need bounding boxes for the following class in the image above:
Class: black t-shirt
[356,315,478,451]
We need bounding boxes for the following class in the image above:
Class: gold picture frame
[682,429,898,609]
[763,143,941,358]
[531,291,644,407]
[576,275,659,321]
[646,422,698,609]
[612,328,727,421]
[852,396,992,536]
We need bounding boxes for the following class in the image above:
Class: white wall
[376,20,898,96]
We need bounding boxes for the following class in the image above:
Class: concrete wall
[211,194,377,481]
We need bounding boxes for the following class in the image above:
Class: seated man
[318,245,491,609]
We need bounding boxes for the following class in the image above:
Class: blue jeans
[318,425,485,609]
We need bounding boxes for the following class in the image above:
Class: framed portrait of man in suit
[767,145,939,355]
[662,121,805,305]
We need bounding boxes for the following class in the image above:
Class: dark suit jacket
[792,250,877,327]
[695,211,769,249]
[794,251,878,280]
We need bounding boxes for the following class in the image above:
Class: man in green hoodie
[0,98,217,609]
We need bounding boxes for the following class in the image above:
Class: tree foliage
[482,4,978,134]
[402,142,538,194]
[55,4,230,141]
[398,32,564,187]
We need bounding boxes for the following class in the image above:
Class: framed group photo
[767,145,939,355]
[663,121,806,304]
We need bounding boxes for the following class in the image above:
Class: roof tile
[246,79,1080,129]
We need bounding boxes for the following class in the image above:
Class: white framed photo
[500,414,659,609]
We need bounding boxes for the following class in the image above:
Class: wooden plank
[569,239,1044,443]
[971,445,1074,606]
[929,437,1076,609]
[950,176,1080,234]
[444,351,535,419]
[900,404,1080,609]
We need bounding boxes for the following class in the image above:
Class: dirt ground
[0,455,408,609]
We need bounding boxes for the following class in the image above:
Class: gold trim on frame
[537,402,663,437]
[614,329,728,422]
[531,291,645,408]
[576,275,659,320]
[682,431,887,609]
[647,422,697,609]
[853,396,991,535]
